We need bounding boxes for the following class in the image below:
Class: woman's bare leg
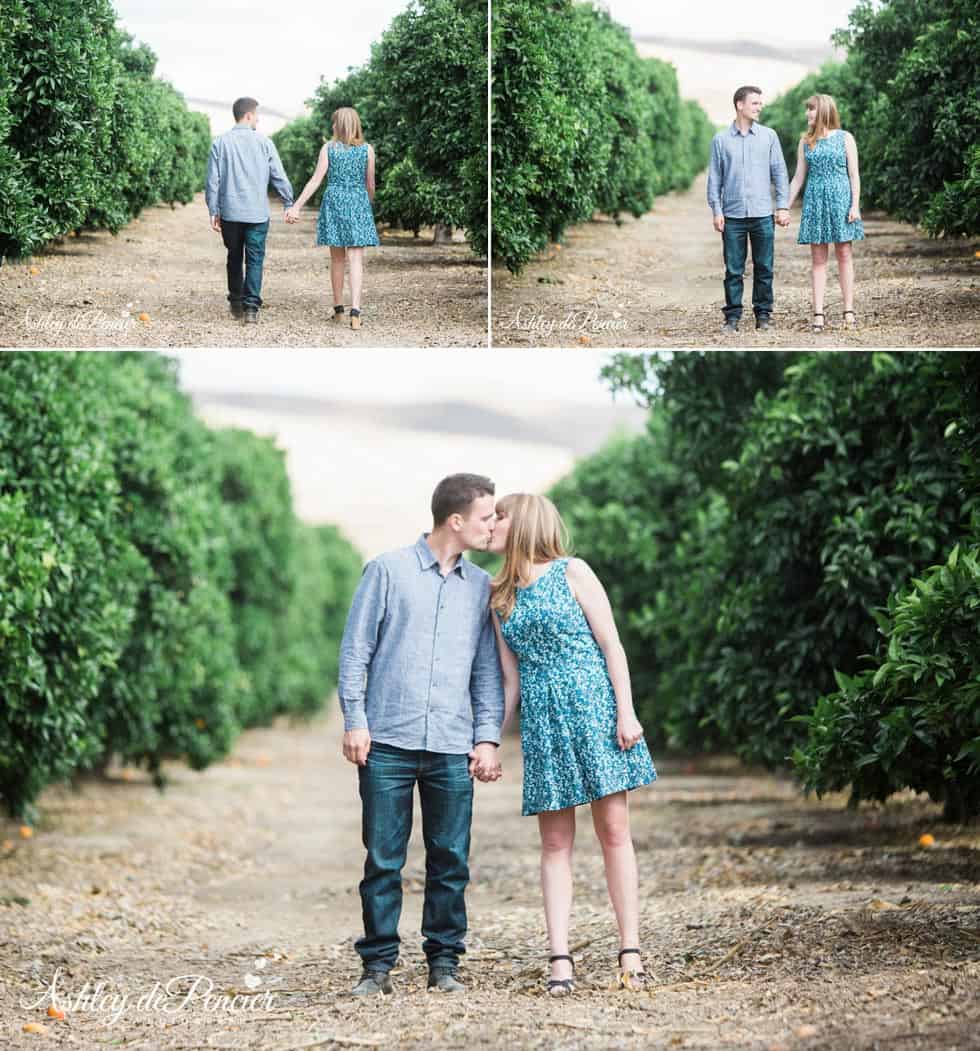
[329,247,345,306]
[591,791,642,969]
[348,246,364,310]
[835,241,855,313]
[538,807,576,981]
[811,243,829,318]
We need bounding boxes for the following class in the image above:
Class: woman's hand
[848,205,861,223]
[284,205,300,224]
[616,711,644,752]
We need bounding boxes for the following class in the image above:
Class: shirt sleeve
[205,139,221,217]
[706,136,724,216]
[771,132,790,210]
[469,602,504,746]
[337,559,388,731]
[267,140,295,208]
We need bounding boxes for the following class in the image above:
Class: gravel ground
[2,708,978,1050]
[492,173,980,348]
[0,197,488,348]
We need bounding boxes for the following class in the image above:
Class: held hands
[284,206,300,224]
[343,728,372,766]
[468,742,502,782]
[617,711,644,752]
[775,209,791,228]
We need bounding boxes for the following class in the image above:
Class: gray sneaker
[350,971,393,996]
[427,969,464,993]
[722,318,739,334]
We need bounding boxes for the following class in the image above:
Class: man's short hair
[431,473,495,525]
[733,86,762,108]
[233,97,259,122]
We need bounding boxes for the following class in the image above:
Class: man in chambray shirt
[204,97,293,324]
[707,85,790,334]
[338,473,505,997]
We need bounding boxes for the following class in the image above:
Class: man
[204,97,293,324]
[338,473,505,997]
[707,85,790,333]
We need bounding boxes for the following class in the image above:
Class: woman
[787,93,864,332]
[488,493,657,997]
[285,107,379,330]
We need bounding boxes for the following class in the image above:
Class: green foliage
[491,0,714,273]
[761,61,874,175]
[0,6,210,259]
[273,0,487,254]
[794,544,980,822]
[0,353,361,819]
[767,0,980,236]
[556,351,979,816]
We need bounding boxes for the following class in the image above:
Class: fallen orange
[29,266,39,275]
[138,312,151,323]
[19,825,33,839]
[47,1006,65,1020]
[2,839,13,850]
[918,833,935,848]
[23,1022,47,1034]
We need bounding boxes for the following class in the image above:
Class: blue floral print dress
[798,129,865,245]
[316,142,380,248]
[499,559,657,817]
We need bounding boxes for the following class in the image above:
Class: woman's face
[805,103,817,127]
[488,506,511,554]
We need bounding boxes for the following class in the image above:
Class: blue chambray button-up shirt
[205,125,294,223]
[707,121,790,219]
[337,535,505,754]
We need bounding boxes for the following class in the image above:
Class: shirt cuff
[473,723,501,747]
[340,701,369,731]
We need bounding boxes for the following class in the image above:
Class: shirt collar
[232,124,253,131]
[730,121,756,136]
[415,534,467,579]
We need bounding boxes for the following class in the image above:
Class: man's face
[456,493,497,552]
[738,93,763,122]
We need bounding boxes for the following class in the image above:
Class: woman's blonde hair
[802,94,841,148]
[490,493,571,620]
[331,107,365,146]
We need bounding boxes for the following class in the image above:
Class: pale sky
[113,1,856,118]
[169,349,636,406]
[600,0,857,46]
[113,0,411,117]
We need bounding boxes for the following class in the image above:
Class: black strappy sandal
[617,948,650,991]
[811,312,825,333]
[546,954,575,997]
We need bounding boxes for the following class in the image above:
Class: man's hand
[210,214,221,233]
[775,209,790,227]
[343,728,372,766]
[713,215,725,234]
[468,742,501,782]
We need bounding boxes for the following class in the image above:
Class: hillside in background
[634,36,841,125]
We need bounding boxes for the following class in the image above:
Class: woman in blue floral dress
[488,493,657,997]
[787,93,864,333]
[285,107,379,330]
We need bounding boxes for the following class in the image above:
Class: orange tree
[0,353,361,820]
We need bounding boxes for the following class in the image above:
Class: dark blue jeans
[220,219,269,309]
[356,742,473,974]
[722,215,775,321]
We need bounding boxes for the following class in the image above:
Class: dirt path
[0,196,487,348]
[492,173,980,348]
[2,706,978,1050]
